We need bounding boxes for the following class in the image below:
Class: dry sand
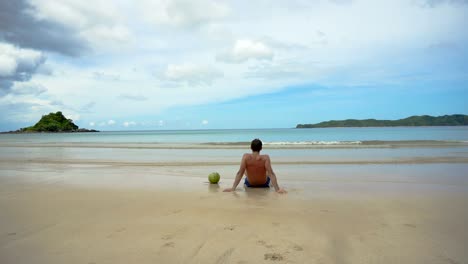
[1,181,467,264]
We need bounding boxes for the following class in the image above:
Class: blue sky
[0,0,467,131]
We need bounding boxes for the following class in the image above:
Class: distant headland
[296,114,468,128]
[1,111,99,133]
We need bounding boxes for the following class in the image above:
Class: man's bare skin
[223,147,286,193]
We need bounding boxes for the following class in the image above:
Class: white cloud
[217,39,274,63]
[82,24,130,43]
[0,42,45,79]
[158,120,165,126]
[137,0,229,27]
[28,0,131,49]
[65,113,80,121]
[163,63,223,85]
[201,120,208,125]
[107,119,115,125]
[9,82,47,95]
[0,54,17,77]
[28,0,113,28]
[123,121,136,127]
[89,122,95,126]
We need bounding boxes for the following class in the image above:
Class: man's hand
[276,188,287,194]
[223,187,235,192]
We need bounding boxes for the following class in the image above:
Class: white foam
[264,141,362,145]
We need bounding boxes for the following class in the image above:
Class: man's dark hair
[250,138,262,152]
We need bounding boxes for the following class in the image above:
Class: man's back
[244,153,268,185]
[223,138,286,193]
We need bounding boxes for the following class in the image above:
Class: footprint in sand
[292,244,303,251]
[163,242,175,248]
[264,253,284,261]
[224,225,237,231]
[257,240,274,249]
[404,223,416,228]
[161,226,189,241]
[216,248,234,264]
[7,232,16,236]
[161,234,173,240]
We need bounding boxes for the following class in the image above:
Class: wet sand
[1,143,468,263]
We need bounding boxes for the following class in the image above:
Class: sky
[0,0,467,131]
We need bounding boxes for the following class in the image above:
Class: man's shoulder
[243,153,270,160]
[242,153,269,159]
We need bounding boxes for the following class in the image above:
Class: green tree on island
[21,111,79,132]
[296,115,468,128]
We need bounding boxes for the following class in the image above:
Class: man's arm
[223,154,247,192]
[265,155,287,194]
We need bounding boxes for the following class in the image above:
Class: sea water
[1,126,467,144]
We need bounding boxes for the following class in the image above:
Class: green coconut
[208,172,220,184]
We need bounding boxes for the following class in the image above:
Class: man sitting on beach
[223,139,287,194]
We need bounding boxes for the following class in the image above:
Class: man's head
[250,138,262,152]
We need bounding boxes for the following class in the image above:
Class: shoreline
[1,156,467,166]
[0,140,467,149]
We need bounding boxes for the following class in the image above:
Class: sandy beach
[1,142,468,264]
[1,0,467,260]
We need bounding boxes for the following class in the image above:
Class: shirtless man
[223,139,287,193]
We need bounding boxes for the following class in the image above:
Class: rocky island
[1,111,99,133]
[297,114,468,128]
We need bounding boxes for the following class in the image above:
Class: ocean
[1,126,468,144]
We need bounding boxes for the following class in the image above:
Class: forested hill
[296,115,468,128]
[1,111,98,133]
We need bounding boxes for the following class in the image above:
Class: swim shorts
[244,177,270,188]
